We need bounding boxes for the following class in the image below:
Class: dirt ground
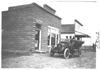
[2,50,96,69]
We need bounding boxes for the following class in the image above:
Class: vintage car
[49,39,84,59]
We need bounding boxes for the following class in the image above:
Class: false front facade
[2,3,61,52]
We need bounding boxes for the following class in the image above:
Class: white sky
[0,0,100,43]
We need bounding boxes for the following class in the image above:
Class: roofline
[61,32,75,34]
[33,3,61,20]
[8,3,32,11]
[43,4,56,12]
[75,31,91,37]
[2,10,8,13]
[61,24,75,26]
[5,2,61,20]
[75,19,83,26]
[75,34,91,37]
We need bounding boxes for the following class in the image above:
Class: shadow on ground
[2,52,32,59]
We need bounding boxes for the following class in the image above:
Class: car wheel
[64,48,70,59]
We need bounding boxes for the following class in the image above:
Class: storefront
[61,19,90,42]
[48,26,59,47]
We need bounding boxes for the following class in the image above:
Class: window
[48,26,59,47]
[51,33,56,45]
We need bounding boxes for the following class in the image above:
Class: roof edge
[43,4,56,12]
[75,19,83,26]
[62,24,75,26]
[4,2,61,20]
[75,31,91,37]
[33,3,61,20]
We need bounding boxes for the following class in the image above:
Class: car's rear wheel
[64,48,70,59]
[49,47,55,56]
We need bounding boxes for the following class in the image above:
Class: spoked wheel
[64,48,70,59]
[49,47,55,56]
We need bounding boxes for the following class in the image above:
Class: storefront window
[51,33,56,45]
[48,26,59,47]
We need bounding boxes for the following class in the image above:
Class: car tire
[64,48,70,59]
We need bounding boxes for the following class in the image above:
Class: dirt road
[2,51,96,68]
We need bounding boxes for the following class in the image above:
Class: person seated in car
[68,37,76,56]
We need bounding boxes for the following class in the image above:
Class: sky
[0,0,100,43]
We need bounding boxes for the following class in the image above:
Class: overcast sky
[0,0,100,43]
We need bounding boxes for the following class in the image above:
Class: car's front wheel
[64,48,70,59]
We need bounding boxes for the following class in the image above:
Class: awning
[75,31,91,38]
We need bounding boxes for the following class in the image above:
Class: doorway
[35,23,41,50]
[35,30,40,50]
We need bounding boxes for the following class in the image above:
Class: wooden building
[61,19,90,41]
